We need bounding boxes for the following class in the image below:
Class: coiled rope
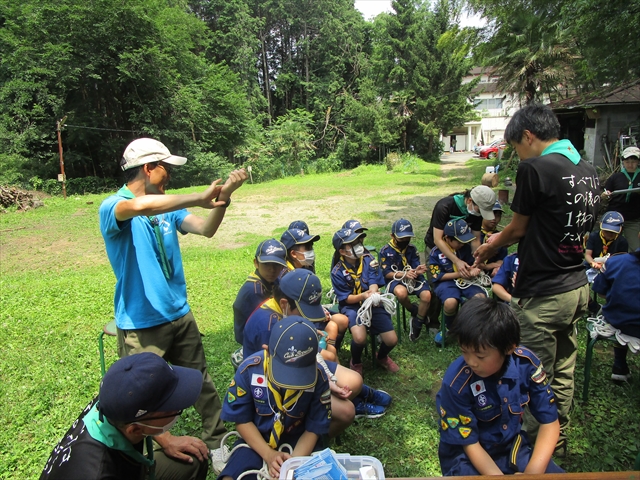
[356,292,397,327]
[587,315,640,353]
[454,272,492,297]
[220,431,294,480]
[390,265,425,293]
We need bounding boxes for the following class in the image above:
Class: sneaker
[409,316,423,342]
[230,347,243,370]
[209,444,230,475]
[377,355,399,373]
[368,389,392,407]
[350,359,364,377]
[611,365,631,382]
[354,401,386,419]
[434,331,444,347]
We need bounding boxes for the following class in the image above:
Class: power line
[63,124,242,134]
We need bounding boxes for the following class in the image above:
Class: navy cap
[268,316,318,389]
[98,352,202,424]
[444,219,475,243]
[600,211,624,233]
[392,218,415,238]
[342,219,368,232]
[279,269,325,321]
[255,239,287,266]
[492,201,504,213]
[332,228,366,250]
[288,220,309,234]
[280,228,320,251]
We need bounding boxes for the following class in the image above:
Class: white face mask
[468,203,481,216]
[282,303,290,318]
[352,243,365,258]
[134,415,179,436]
[297,250,315,266]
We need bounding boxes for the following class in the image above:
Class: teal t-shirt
[99,188,191,329]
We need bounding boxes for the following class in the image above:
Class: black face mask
[395,239,410,249]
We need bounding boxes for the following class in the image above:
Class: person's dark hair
[447,189,471,199]
[123,164,145,183]
[504,104,561,144]
[631,250,640,262]
[450,296,520,355]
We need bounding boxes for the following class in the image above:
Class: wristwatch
[216,196,231,208]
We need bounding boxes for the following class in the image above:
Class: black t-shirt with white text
[511,153,600,298]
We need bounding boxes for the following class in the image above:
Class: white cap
[622,146,640,160]
[470,186,496,221]
[120,138,187,171]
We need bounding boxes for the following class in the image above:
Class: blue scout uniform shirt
[585,231,629,259]
[330,253,385,306]
[428,244,474,282]
[592,252,640,332]
[480,230,508,265]
[379,242,426,284]
[492,254,520,295]
[233,271,274,345]
[222,351,331,442]
[436,347,557,472]
[243,298,283,357]
[99,191,191,330]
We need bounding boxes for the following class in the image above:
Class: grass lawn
[1,157,638,478]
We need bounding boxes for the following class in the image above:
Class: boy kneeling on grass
[219,316,331,480]
[436,296,564,476]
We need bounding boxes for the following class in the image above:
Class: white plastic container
[280,454,385,480]
[485,166,495,174]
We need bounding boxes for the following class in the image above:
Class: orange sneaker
[377,355,399,373]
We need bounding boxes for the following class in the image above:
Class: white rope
[587,315,640,353]
[220,430,294,480]
[317,353,338,383]
[323,287,337,309]
[356,292,397,327]
[390,265,425,293]
[455,272,492,297]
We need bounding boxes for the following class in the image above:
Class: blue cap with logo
[280,228,321,251]
[98,352,202,423]
[492,201,504,213]
[288,220,309,234]
[600,211,624,234]
[279,269,325,321]
[268,316,319,389]
[342,219,368,232]
[255,239,287,266]
[392,218,415,238]
[444,219,475,243]
[332,228,366,250]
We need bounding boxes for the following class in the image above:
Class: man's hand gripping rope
[218,431,294,480]
[390,265,425,293]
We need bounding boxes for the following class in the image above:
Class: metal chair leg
[582,333,598,402]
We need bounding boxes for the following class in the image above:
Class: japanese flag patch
[251,374,266,387]
[470,380,486,396]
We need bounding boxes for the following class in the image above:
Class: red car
[478,141,507,159]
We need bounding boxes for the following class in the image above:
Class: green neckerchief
[452,194,468,220]
[621,168,640,202]
[84,403,154,468]
[541,139,581,165]
[117,185,172,280]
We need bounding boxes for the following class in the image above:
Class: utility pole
[56,116,67,199]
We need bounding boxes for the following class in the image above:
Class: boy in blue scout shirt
[233,239,287,346]
[428,219,486,345]
[478,201,508,277]
[331,228,399,375]
[436,297,563,476]
[491,253,520,304]
[584,211,629,271]
[219,316,332,480]
[379,218,432,342]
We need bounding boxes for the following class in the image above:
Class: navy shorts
[341,305,394,335]
[434,280,485,304]
[387,279,430,297]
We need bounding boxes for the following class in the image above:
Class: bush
[306,154,343,174]
[171,151,235,188]
[384,152,402,171]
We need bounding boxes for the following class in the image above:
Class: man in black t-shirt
[474,104,600,453]
[40,353,208,480]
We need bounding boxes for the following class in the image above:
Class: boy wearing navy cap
[437,297,563,476]
[331,227,399,374]
[288,220,309,234]
[584,211,629,271]
[219,316,332,480]
[379,218,432,342]
[280,228,321,273]
[41,352,208,480]
[478,201,508,277]
[428,219,487,345]
[232,239,287,346]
